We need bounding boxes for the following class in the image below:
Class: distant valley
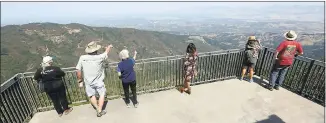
[1,22,325,83]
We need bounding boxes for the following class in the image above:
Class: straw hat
[284,30,297,41]
[248,36,257,41]
[85,41,102,53]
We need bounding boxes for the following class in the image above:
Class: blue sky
[1,2,324,25]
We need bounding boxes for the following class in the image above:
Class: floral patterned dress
[184,52,198,82]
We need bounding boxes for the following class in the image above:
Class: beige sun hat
[248,36,257,41]
[85,41,102,53]
[284,30,297,41]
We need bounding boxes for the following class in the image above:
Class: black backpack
[245,49,255,63]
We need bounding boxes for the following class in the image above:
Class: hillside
[1,23,218,83]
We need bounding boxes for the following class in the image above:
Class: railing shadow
[255,114,285,123]
[90,101,109,111]
[252,76,270,90]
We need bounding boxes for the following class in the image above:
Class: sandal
[185,88,191,95]
[179,87,185,93]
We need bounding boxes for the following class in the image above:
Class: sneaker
[100,110,106,116]
[97,110,106,117]
[64,108,73,115]
[249,79,253,83]
[126,103,131,108]
[274,86,280,90]
[58,113,63,117]
[239,77,243,81]
[268,86,274,91]
[134,103,139,108]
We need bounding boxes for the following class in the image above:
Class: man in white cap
[76,41,113,117]
[269,30,303,91]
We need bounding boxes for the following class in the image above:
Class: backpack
[245,49,255,64]
[38,67,64,93]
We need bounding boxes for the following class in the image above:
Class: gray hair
[119,49,129,60]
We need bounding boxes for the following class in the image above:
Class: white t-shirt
[76,52,108,86]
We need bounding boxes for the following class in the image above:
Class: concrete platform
[29,79,324,123]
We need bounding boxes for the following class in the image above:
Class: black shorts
[243,61,256,68]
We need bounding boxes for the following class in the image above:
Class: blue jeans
[270,64,290,87]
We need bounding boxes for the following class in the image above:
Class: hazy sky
[1,2,324,25]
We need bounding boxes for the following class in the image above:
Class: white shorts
[85,83,106,97]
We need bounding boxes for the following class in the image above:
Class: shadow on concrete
[252,76,270,90]
[91,100,108,111]
[122,96,138,105]
[175,85,183,93]
[255,114,285,123]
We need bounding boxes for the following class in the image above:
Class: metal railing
[0,48,324,123]
[255,47,325,105]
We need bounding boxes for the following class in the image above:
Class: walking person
[117,49,139,108]
[76,41,113,117]
[180,43,198,94]
[240,36,262,82]
[269,30,303,91]
[34,56,73,117]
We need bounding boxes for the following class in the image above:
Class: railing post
[300,60,315,95]
[224,50,230,78]
[258,47,268,77]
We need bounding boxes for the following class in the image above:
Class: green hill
[1,23,218,83]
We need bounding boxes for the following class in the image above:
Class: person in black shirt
[34,56,73,117]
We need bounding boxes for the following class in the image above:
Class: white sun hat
[284,30,298,41]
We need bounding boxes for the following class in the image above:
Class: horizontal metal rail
[0,48,324,123]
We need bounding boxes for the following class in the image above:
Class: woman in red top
[180,43,198,94]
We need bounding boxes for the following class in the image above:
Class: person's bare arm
[274,52,279,59]
[133,50,137,60]
[77,70,82,82]
[106,44,113,53]
[274,42,285,60]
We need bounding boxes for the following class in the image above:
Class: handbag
[38,80,45,93]
[38,68,46,93]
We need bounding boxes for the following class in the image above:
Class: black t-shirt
[34,66,65,82]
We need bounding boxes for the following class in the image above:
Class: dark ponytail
[186,43,196,54]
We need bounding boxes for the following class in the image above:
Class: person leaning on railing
[180,43,198,94]
[268,30,303,91]
[117,49,139,108]
[76,41,113,117]
[33,56,73,117]
[240,36,262,83]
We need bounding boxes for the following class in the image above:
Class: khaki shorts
[85,83,106,97]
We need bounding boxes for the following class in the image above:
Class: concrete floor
[29,79,324,123]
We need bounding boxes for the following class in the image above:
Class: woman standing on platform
[34,56,73,117]
[180,43,198,94]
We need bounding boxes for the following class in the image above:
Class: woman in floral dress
[180,43,198,94]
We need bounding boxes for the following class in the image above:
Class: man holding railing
[269,30,303,91]
[76,41,113,117]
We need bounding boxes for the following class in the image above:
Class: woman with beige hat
[240,36,262,83]
[34,56,73,117]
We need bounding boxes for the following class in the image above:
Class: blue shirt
[117,58,136,83]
